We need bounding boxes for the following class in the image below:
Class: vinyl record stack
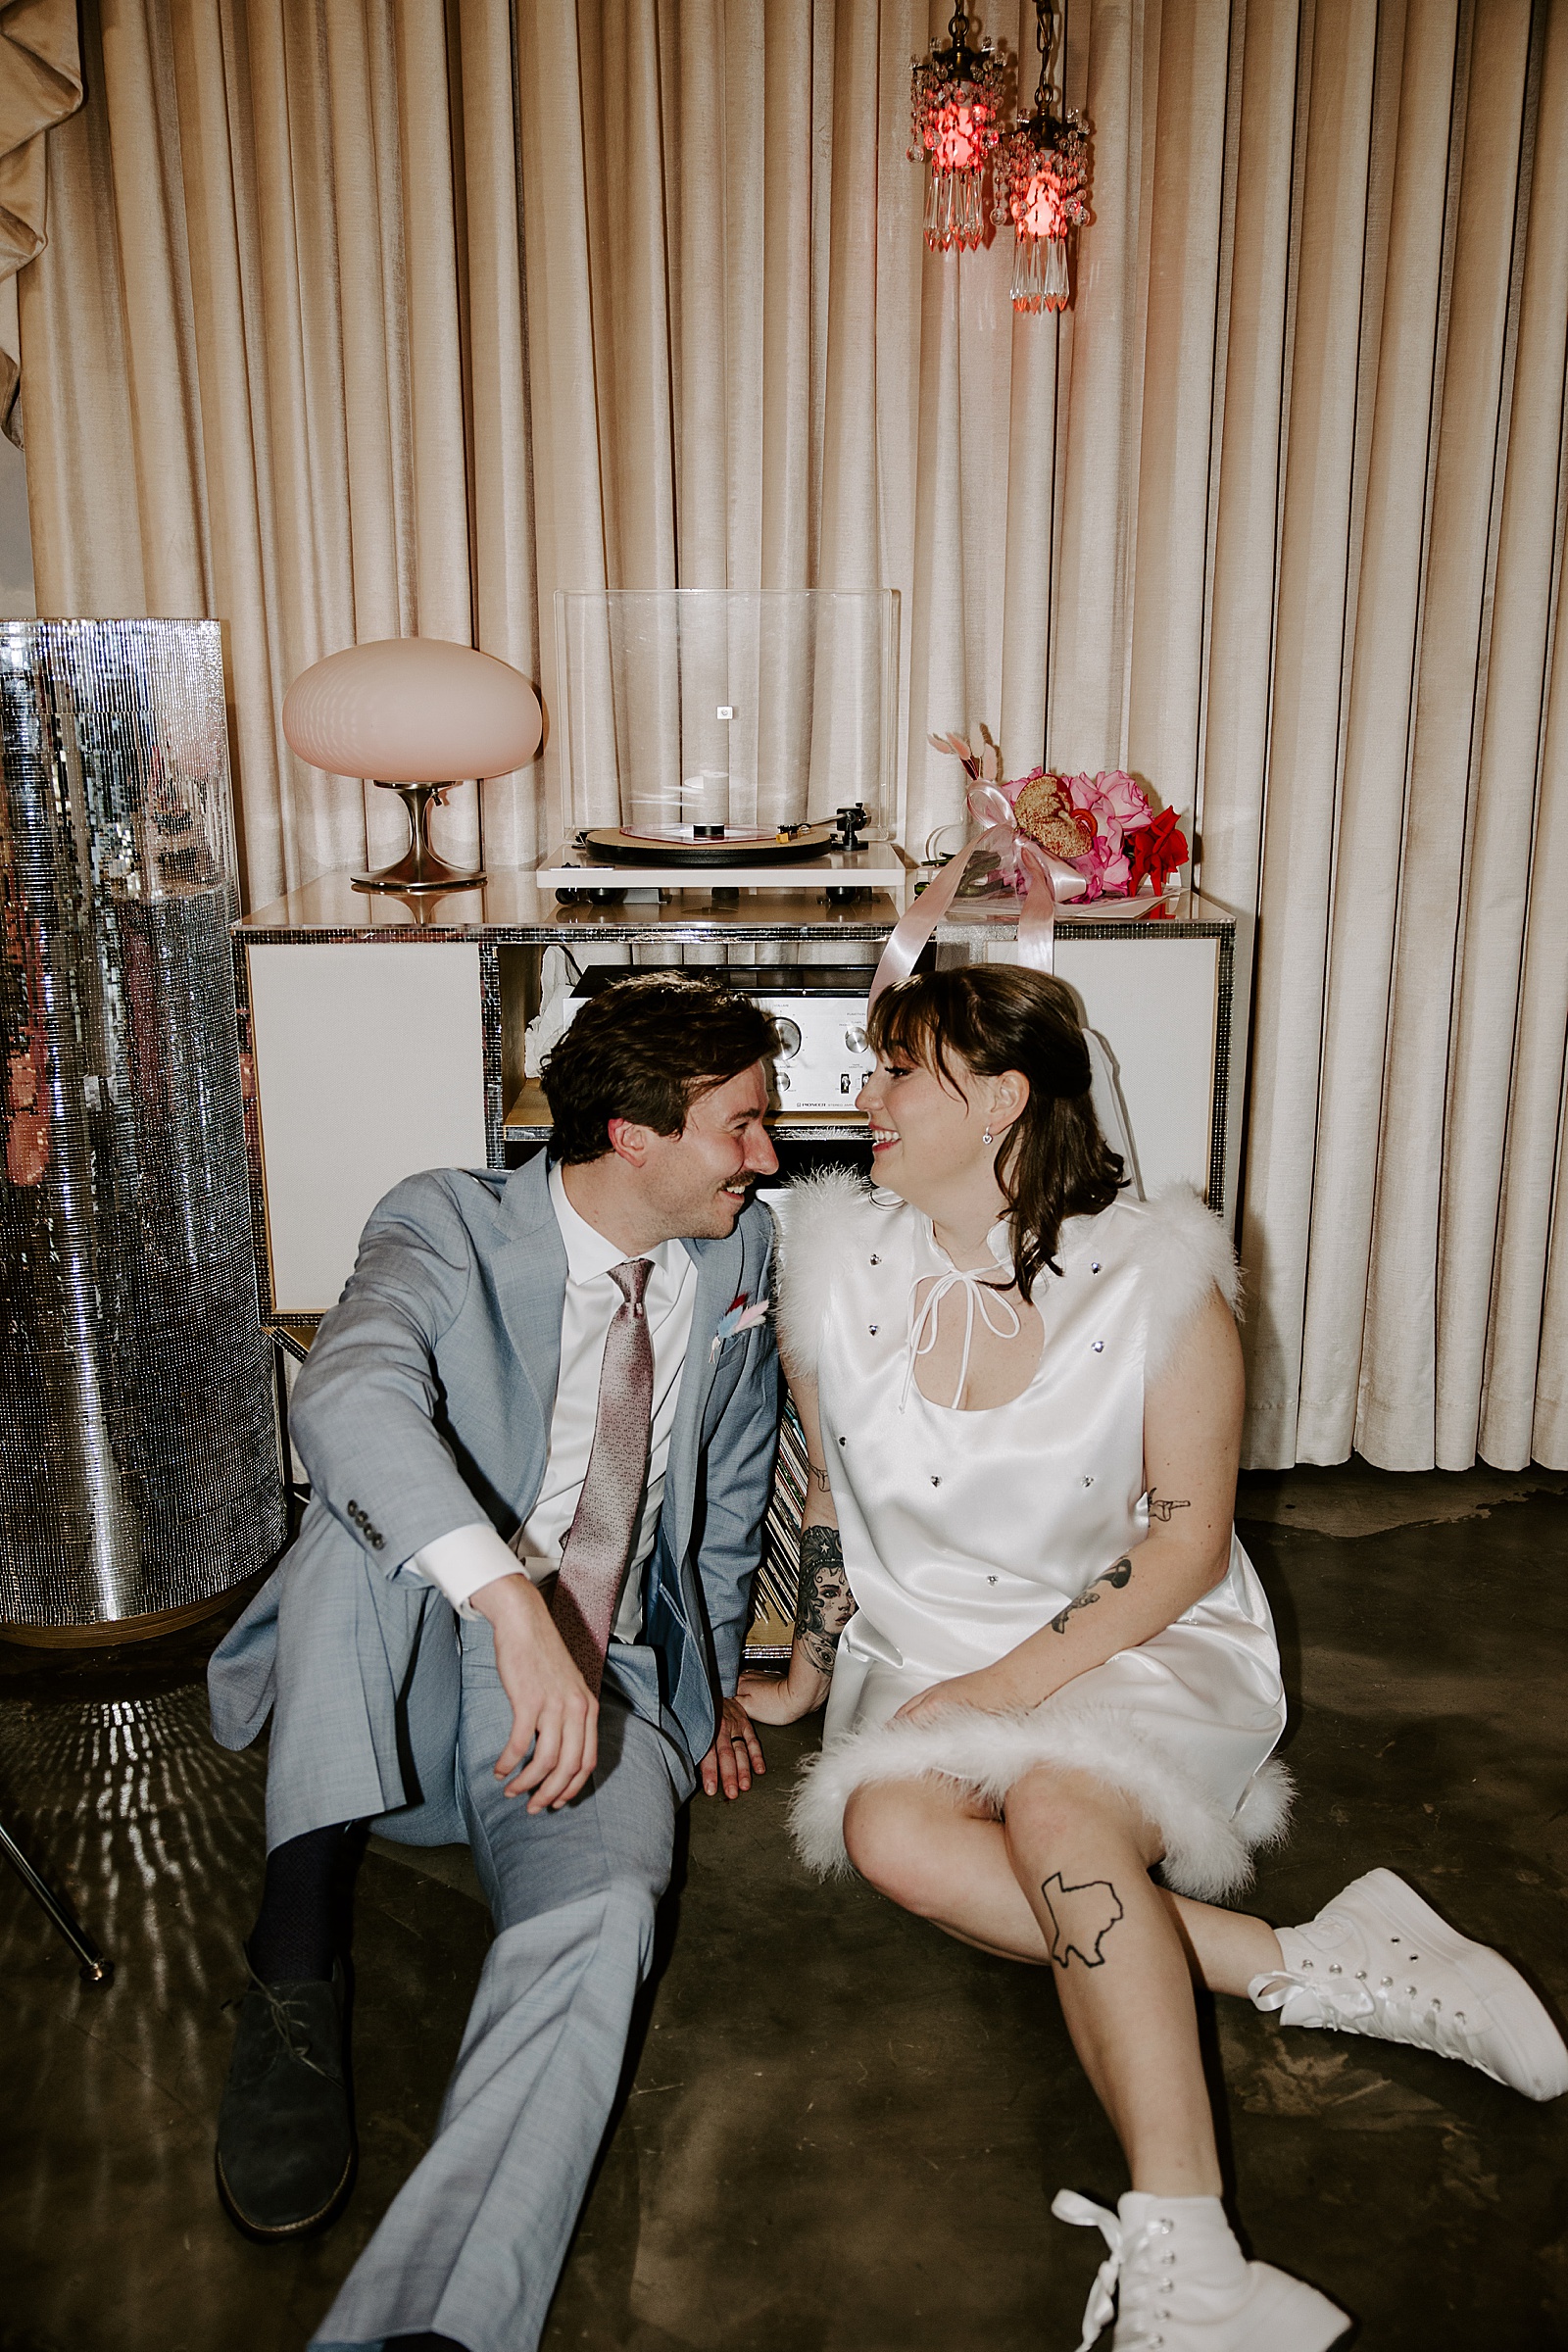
[0,620,284,1641]
[747,1396,809,1664]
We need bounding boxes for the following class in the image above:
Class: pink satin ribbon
[869,781,1089,1004]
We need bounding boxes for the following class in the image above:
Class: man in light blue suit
[208,973,783,2352]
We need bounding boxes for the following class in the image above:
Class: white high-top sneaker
[1250,1868,1568,2101]
[1052,2190,1349,2351]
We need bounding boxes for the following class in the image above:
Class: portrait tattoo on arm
[1050,1555,1133,1636]
[1148,1492,1191,1523]
[795,1525,857,1675]
[1041,1873,1125,1968]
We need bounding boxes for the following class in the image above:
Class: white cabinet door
[247,942,489,1317]
[1055,935,1220,1201]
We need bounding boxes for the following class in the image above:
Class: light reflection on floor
[1,1686,269,2331]
[0,1669,485,2352]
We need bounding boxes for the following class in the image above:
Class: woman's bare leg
[1164,1890,1285,1994]
[843,1778,1051,1961]
[1002,1765,1224,2196]
[841,1780,1287,1994]
[848,1770,1236,2192]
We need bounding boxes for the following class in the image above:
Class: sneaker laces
[1052,2191,1181,2352]
[1250,1961,1485,2069]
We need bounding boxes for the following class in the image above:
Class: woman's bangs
[867,986,960,1088]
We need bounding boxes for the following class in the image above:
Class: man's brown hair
[542,973,780,1163]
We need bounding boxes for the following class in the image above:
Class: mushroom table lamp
[282,637,543,894]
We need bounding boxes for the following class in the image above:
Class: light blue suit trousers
[312,1609,692,2352]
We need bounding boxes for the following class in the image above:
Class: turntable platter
[579,822,838,868]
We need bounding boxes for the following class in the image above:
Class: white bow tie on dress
[902,1250,1022,1411]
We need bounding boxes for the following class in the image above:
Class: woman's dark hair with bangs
[866,966,1124,1302]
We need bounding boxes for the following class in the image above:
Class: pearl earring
[982,1128,993,1146]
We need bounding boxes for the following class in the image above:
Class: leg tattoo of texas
[1041,1873,1125,1969]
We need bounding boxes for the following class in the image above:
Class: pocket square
[710,1295,770,1359]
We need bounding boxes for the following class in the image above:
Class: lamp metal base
[352,780,486,896]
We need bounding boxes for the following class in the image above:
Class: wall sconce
[282,638,542,895]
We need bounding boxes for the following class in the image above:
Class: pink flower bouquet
[927,736,1190,903]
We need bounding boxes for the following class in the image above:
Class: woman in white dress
[740,967,1565,2352]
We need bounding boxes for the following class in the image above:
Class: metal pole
[0,1815,114,1986]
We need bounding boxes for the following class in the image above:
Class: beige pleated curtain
[12,0,1568,1476]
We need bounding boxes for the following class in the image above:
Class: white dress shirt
[412,1163,697,1636]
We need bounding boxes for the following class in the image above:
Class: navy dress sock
[246,1820,364,1983]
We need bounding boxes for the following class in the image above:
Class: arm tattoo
[808,1462,833,1494]
[1148,1492,1190,1523]
[1041,1873,1125,1968]
[795,1525,857,1675]
[1050,1555,1132,1636]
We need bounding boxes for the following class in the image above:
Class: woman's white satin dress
[788,1184,1292,1897]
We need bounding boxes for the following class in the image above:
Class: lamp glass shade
[282,638,542,779]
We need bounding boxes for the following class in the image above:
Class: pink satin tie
[548,1257,655,1693]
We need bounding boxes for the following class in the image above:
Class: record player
[538,589,906,900]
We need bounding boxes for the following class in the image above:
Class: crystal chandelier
[908,7,1006,253]
[994,0,1090,312]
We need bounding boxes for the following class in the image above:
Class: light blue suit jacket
[211,1152,780,1800]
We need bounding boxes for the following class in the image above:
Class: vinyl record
[578,822,839,868]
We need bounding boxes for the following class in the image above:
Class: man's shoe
[1250,1867,1568,2101]
[1053,2190,1349,2351]
[215,1963,356,2239]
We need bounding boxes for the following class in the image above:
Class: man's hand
[471,1573,599,1812]
[700,1694,765,1798]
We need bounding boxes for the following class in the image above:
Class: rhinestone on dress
[1091,1261,1102,1273]
[870,1254,880,1265]
[1092,1341,1104,1352]
[868,1324,879,1335]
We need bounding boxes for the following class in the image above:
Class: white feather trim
[1130,1185,1243,1382]
[771,1168,882,1383]
[774,1173,1237,1387]
[789,1703,1292,1902]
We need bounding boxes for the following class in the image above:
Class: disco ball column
[0,620,285,1640]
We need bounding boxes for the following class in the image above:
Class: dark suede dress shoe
[215,1965,355,2239]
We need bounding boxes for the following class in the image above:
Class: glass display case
[552,589,901,842]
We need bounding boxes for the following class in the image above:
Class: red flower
[1126,807,1188,894]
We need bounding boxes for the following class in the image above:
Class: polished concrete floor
[3,1460,1566,2352]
